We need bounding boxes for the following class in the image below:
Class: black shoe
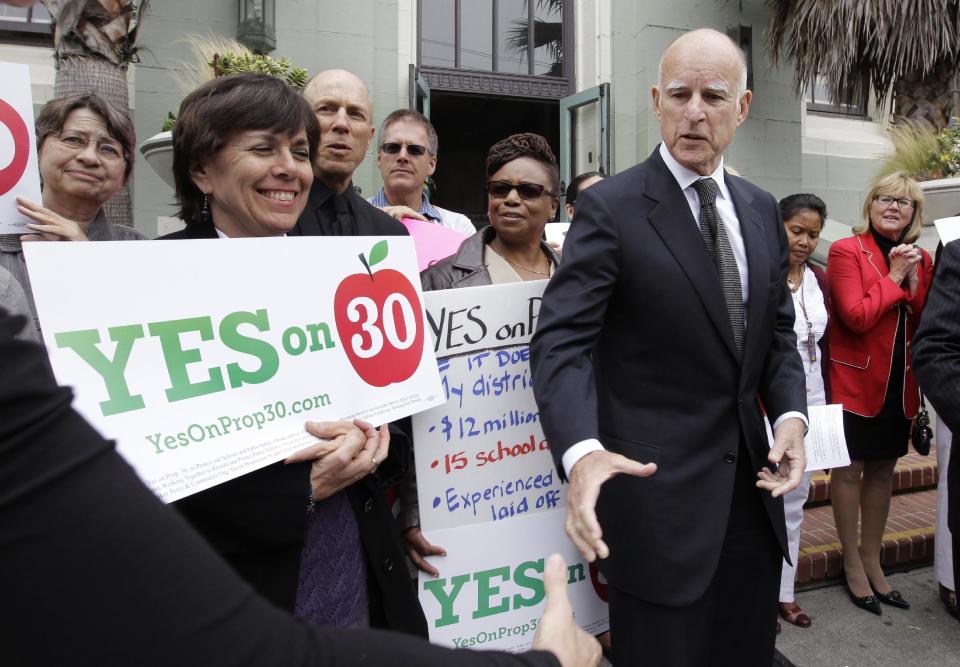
[872,587,910,610]
[845,584,882,616]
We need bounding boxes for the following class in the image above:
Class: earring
[199,193,211,225]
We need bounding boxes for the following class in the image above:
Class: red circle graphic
[0,98,30,197]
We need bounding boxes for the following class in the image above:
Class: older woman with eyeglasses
[0,92,143,336]
[827,171,934,616]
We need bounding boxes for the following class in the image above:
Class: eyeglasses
[380,142,429,157]
[874,194,915,210]
[52,130,126,162]
[486,180,557,200]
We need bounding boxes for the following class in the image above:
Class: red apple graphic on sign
[334,240,425,387]
[589,562,608,602]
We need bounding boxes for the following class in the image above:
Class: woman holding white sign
[775,193,832,631]
[404,133,562,573]
[160,73,424,637]
[0,92,145,337]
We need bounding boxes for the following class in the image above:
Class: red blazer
[827,233,933,417]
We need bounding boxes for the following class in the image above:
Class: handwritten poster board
[0,62,42,234]
[25,237,443,502]
[415,281,608,651]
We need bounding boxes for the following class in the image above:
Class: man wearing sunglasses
[369,109,476,236]
[531,28,807,666]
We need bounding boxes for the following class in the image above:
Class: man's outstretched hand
[565,450,657,562]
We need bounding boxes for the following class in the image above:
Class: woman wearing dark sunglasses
[403,133,562,576]
[420,133,561,291]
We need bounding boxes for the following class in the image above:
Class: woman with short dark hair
[165,72,319,238]
[159,73,425,638]
[404,133,562,576]
[0,92,144,337]
[420,132,561,290]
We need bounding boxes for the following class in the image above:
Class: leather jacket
[420,225,561,291]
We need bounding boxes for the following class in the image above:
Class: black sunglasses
[380,142,429,157]
[486,180,557,200]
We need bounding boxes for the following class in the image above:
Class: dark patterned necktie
[691,177,744,358]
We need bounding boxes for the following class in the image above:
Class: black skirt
[842,307,910,461]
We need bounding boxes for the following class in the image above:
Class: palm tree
[2,0,149,226]
[766,0,960,129]
[506,0,564,77]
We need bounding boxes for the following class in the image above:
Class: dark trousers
[609,445,782,666]
[954,532,960,630]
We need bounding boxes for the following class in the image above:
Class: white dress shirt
[560,144,806,477]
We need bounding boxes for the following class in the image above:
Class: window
[420,0,566,78]
[805,75,868,117]
[0,3,52,39]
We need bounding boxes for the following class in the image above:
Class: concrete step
[795,487,937,588]
[803,445,939,509]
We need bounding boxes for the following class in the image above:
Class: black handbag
[911,393,933,456]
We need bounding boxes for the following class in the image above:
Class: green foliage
[209,52,308,90]
[161,45,310,130]
[879,121,960,180]
[161,112,177,132]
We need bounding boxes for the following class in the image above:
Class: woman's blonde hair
[854,171,925,243]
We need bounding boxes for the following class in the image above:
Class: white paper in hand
[764,404,850,471]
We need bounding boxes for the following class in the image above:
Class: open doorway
[428,92,560,229]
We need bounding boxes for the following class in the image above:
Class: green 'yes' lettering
[423,574,471,628]
[55,325,146,417]
[148,316,225,402]
[220,309,279,387]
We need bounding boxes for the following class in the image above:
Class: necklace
[790,267,818,364]
[500,255,551,276]
[489,239,552,276]
[786,264,805,293]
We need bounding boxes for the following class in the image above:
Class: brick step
[795,487,936,588]
[803,444,939,509]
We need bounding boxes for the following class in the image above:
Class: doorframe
[558,82,610,220]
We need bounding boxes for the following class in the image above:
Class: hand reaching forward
[566,450,657,562]
[17,198,89,242]
[756,417,806,498]
[285,420,389,501]
[532,554,601,667]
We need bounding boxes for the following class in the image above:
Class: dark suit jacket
[913,240,960,535]
[530,147,806,606]
[292,179,409,238]
[159,208,427,637]
[0,310,559,667]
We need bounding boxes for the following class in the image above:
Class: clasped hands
[285,420,389,501]
[565,417,806,563]
[888,244,922,294]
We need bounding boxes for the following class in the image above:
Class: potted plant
[139,36,308,188]
[877,121,960,223]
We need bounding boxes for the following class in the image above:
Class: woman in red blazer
[828,171,934,616]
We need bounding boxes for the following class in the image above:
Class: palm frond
[767,0,960,111]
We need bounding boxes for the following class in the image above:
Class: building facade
[0,0,893,248]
